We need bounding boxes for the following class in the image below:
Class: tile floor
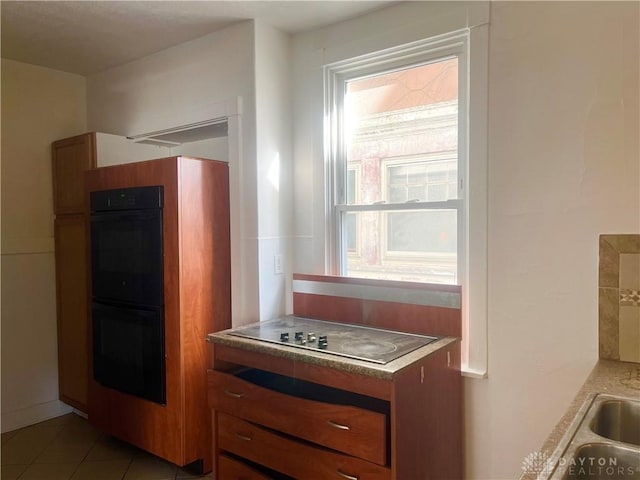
[1,414,213,480]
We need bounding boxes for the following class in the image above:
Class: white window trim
[324,27,489,378]
[464,24,489,378]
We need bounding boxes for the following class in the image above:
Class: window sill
[461,366,488,379]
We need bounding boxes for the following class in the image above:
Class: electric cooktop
[227,316,439,365]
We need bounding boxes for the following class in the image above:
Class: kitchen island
[207,316,462,480]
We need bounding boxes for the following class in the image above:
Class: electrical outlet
[274,254,283,274]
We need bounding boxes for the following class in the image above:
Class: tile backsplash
[599,235,640,363]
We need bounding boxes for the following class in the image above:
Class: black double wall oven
[90,186,166,405]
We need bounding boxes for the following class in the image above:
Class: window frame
[345,164,362,257]
[325,31,468,282]
[324,28,489,378]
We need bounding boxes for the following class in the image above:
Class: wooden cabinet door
[52,133,96,214]
[55,214,89,411]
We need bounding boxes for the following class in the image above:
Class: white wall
[467,2,639,477]
[87,21,261,326]
[172,137,228,161]
[1,59,87,431]
[95,132,172,167]
[5,1,637,470]
[291,2,639,478]
[291,1,489,274]
[254,21,294,320]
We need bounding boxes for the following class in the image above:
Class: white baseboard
[1,400,73,433]
[72,408,88,419]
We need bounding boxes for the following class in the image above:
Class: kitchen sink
[546,394,640,480]
[563,444,640,480]
[590,400,640,446]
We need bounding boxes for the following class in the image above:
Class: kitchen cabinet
[85,156,231,473]
[52,132,170,412]
[52,133,96,412]
[52,133,96,214]
[208,335,462,479]
[54,214,89,410]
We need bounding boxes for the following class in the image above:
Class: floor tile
[1,430,18,446]
[55,419,102,445]
[176,469,214,479]
[1,464,28,480]
[1,413,214,480]
[70,459,131,480]
[176,465,213,478]
[19,462,79,480]
[85,435,139,462]
[33,414,78,430]
[123,453,177,480]
[1,424,61,465]
[34,441,95,464]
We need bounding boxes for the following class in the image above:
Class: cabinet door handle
[337,470,359,480]
[224,389,244,398]
[327,420,351,430]
[234,433,252,441]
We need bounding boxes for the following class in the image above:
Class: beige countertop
[521,359,640,480]
[207,321,458,380]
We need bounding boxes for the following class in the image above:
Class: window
[325,29,489,377]
[326,34,467,285]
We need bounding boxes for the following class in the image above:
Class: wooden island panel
[209,337,462,479]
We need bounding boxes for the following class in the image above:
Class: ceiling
[1,0,395,76]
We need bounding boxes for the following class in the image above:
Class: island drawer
[218,454,274,480]
[208,369,387,465]
[217,413,392,480]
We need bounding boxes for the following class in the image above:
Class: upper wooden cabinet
[52,133,97,214]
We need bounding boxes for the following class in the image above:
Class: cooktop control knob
[307,333,316,343]
[280,332,289,342]
[318,335,328,349]
[294,331,304,341]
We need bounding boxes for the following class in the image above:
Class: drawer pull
[337,470,359,480]
[224,389,244,398]
[327,420,351,430]
[234,433,252,441]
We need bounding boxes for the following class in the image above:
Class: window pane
[407,185,426,201]
[347,169,357,204]
[341,56,459,284]
[343,209,457,284]
[427,184,447,202]
[387,210,456,253]
[345,57,459,206]
[345,212,357,252]
[389,186,406,203]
